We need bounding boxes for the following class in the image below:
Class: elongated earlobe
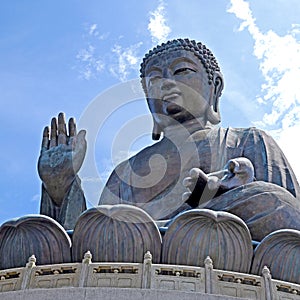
[207,105,221,125]
[152,121,162,140]
[207,72,223,125]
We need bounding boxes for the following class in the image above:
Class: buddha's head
[140,38,224,140]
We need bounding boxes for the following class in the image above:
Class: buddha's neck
[163,118,212,141]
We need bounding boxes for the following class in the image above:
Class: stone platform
[0,252,300,299]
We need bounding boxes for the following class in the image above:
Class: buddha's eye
[148,76,161,86]
[174,67,196,76]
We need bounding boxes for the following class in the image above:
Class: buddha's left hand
[208,157,255,190]
[182,157,255,207]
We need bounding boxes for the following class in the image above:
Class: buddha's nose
[161,77,176,91]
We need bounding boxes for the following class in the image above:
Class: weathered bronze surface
[162,209,253,273]
[99,40,300,242]
[202,181,300,241]
[38,113,87,230]
[251,229,300,284]
[72,204,162,263]
[0,215,71,269]
[2,38,298,284]
[37,39,300,240]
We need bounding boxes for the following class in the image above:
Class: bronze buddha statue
[38,38,300,241]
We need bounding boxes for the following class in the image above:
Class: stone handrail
[0,251,300,299]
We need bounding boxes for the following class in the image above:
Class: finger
[49,117,58,148]
[76,130,87,145]
[189,168,201,179]
[182,192,192,202]
[190,168,209,182]
[68,117,77,137]
[73,130,87,154]
[207,176,220,190]
[58,112,67,144]
[72,130,87,172]
[183,177,194,188]
[41,126,49,153]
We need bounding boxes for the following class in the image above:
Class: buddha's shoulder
[224,126,271,138]
[221,127,278,149]
[184,126,270,144]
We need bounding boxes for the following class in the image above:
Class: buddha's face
[145,50,214,130]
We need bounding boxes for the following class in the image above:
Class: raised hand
[38,112,87,207]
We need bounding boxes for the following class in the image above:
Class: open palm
[38,113,87,206]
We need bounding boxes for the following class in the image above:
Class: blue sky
[1,0,300,224]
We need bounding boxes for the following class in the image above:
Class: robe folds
[99,126,300,240]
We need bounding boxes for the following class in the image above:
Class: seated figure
[38,38,300,241]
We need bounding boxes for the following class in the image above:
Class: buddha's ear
[207,72,224,125]
[212,71,224,111]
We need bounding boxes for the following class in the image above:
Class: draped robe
[99,126,300,240]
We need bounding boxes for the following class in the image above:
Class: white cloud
[89,23,98,36]
[109,42,143,82]
[76,4,172,82]
[76,23,143,82]
[148,0,171,44]
[228,0,300,180]
[291,24,300,36]
[76,44,105,80]
[228,0,300,129]
[86,23,109,40]
[77,45,94,62]
[275,124,300,183]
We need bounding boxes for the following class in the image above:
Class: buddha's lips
[166,103,183,114]
[162,92,181,101]
[162,92,183,114]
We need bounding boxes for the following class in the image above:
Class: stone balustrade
[0,251,300,299]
